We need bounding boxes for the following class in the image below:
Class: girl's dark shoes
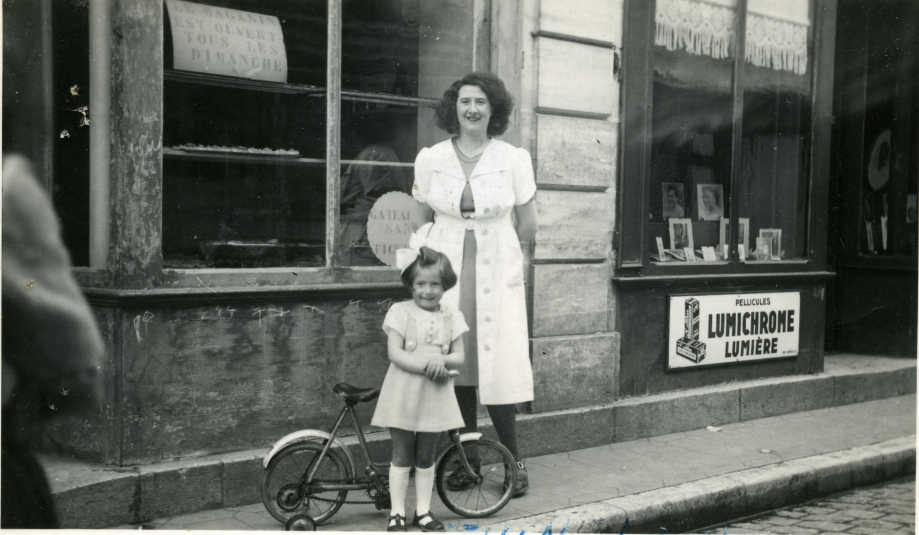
[387,514,407,532]
[413,512,445,532]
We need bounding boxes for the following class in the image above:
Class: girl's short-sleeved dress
[371,301,469,432]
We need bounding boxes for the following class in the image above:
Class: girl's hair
[434,72,515,137]
[401,246,458,291]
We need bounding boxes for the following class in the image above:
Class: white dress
[371,301,469,432]
[413,139,536,405]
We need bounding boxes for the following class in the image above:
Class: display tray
[200,240,324,260]
[171,144,301,157]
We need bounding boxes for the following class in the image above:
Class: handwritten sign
[165,0,288,82]
[366,192,415,267]
[668,292,800,369]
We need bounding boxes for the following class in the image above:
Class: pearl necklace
[453,138,486,161]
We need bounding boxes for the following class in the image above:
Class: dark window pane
[648,44,735,261]
[739,2,813,261]
[162,0,328,269]
[54,1,91,266]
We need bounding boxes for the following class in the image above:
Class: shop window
[631,0,818,266]
[850,1,918,259]
[162,0,473,269]
[2,0,91,266]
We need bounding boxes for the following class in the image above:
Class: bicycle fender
[262,430,356,472]
[458,432,483,443]
[434,432,487,468]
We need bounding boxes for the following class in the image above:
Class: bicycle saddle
[333,383,380,405]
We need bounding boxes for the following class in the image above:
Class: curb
[510,436,916,534]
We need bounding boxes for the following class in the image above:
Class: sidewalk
[111,394,916,532]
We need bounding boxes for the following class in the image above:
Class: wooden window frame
[616,0,837,280]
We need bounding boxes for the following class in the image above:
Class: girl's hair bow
[395,222,434,273]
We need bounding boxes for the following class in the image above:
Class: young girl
[371,241,467,532]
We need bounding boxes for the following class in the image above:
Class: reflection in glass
[339,106,415,266]
[648,20,735,260]
[338,0,474,267]
[738,1,812,261]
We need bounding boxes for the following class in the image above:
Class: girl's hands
[424,359,450,384]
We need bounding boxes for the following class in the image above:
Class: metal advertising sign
[668,292,800,369]
[165,0,288,82]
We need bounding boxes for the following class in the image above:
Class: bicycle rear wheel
[435,439,516,518]
[261,441,350,526]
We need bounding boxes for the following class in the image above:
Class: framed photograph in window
[719,218,729,248]
[697,184,724,221]
[668,218,694,251]
[662,183,686,219]
[759,229,782,260]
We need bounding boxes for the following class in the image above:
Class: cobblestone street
[695,476,915,534]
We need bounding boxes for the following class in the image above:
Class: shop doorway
[827,0,918,357]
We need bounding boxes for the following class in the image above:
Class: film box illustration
[676,298,706,363]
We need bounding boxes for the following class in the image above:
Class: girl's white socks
[388,465,411,523]
[414,464,436,516]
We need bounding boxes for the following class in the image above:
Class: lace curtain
[655,0,810,75]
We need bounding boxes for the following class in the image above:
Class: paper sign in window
[165,0,288,83]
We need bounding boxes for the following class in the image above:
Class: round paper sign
[366,191,415,267]
[868,129,891,191]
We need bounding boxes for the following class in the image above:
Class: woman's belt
[434,213,510,231]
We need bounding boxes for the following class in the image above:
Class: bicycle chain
[298,479,380,506]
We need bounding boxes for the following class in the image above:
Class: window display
[647,0,814,264]
[161,0,473,269]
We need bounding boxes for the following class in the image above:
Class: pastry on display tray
[172,144,300,157]
[199,240,323,260]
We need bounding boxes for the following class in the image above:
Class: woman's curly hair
[434,72,515,137]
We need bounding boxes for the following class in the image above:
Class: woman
[410,72,537,497]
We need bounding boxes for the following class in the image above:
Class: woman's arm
[514,198,538,243]
[410,199,435,232]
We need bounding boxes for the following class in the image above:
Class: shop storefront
[3,0,914,467]
[614,0,838,395]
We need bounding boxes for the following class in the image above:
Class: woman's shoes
[387,513,407,532]
[413,512,445,532]
[503,461,529,497]
[444,459,481,491]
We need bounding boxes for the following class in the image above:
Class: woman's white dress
[412,139,536,405]
[371,301,468,432]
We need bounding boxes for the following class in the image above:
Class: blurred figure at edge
[2,155,104,528]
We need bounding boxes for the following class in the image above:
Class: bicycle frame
[297,404,484,493]
[303,403,381,492]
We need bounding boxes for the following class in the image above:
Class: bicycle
[261,382,518,530]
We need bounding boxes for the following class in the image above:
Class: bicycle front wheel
[435,439,516,518]
[261,441,350,526]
